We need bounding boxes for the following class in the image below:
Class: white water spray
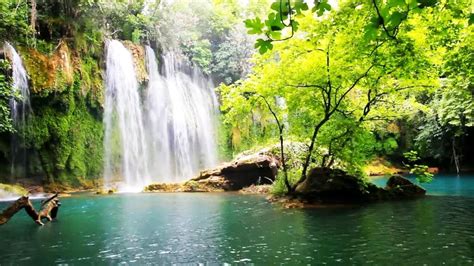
[145,46,218,183]
[103,41,218,191]
[103,40,151,191]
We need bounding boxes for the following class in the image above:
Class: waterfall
[3,42,30,178]
[103,40,151,191]
[145,46,218,183]
[104,40,218,191]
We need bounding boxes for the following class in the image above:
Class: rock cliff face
[190,154,280,191]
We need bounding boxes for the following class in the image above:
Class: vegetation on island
[219,0,473,194]
[0,0,472,192]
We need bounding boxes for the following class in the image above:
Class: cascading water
[103,40,151,191]
[103,41,218,191]
[3,42,30,179]
[145,46,218,183]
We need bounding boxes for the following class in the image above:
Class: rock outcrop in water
[383,175,427,198]
[293,168,425,204]
[295,167,370,202]
[189,154,279,191]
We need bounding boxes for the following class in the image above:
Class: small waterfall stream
[3,42,30,179]
[104,41,218,190]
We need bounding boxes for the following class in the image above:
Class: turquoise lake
[1,174,473,264]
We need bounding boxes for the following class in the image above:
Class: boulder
[292,168,426,204]
[295,167,371,202]
[191,154,279,191]
[384,175,426,198]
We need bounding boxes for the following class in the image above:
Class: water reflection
[0,193,474,264]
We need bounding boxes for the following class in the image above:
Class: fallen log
[0,196,30,225]
[0,193,61,226]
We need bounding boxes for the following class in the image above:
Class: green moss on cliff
[22,74,103,185]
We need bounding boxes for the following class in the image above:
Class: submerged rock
[191,154,279,191]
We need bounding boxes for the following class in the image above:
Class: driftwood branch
[0,193,61,226]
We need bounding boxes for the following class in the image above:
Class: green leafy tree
[244,0,447,54]
[222,0,441,194]
[0,59,15,133]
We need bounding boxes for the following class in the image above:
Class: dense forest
[0,0,472,191]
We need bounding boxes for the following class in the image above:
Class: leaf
[271,1,290,14]
[255,39,273,54]
[364,22,378,40]
[312,0,331,17]
[291,20,300,32]
[244,17,264,34]
[387,0,406,8]
[265,12,286,31]
[387,11,404,27]
[269,30,282,39]
[469,13,474,25]
[406,0,419,9]
[293,0,309,15]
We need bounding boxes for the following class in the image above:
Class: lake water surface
[0,174,473,264]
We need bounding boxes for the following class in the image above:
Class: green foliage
[0,60,14,133]
[23,77,103,184]
[0,0,31,45]
[271,169,300,195]
[157,0,270,84]
[221,0,460,191]
[0,183,28,195]
[182,39,213,74]
[255,39,273,54]
[245,0,440,53]
[403,150,433,183]
[411,3,473,168]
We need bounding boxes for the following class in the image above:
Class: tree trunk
[30,0,37,34]
[452,137,460,175]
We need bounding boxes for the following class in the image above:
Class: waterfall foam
[103,41,218,191]
[3,42,30,178]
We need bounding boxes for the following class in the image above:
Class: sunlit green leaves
[270,1,289,14]
[244,17,265,34]
[255,38,274,54]
[244,0,315,50]
[387,11,404,27]
[312,0,331,17]
[293,0,309,16]
[265,12,286,31]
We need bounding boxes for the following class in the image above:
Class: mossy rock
[20,41,74,94]
[122,41,148,83]
[0,183,28,196]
